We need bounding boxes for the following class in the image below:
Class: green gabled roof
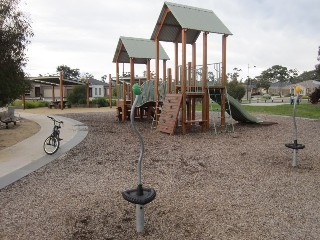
[112,36,170,64]
[151,2,232,44]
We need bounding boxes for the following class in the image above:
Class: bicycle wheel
[43,136,60,155]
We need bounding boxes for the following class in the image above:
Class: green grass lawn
[242,103,320,119]
[196,102,320,119]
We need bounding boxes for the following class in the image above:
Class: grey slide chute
[210,93,262,123]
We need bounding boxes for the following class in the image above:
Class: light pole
[247,64,256,101]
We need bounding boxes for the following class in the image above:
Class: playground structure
[113,2,261,134]
[113,36,170,122]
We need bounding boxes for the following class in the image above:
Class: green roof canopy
[113,36,170,64]
[151,1,232,44]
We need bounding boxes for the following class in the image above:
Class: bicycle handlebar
[47,116,63,124]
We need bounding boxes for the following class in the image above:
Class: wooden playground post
[221,35,227,129]
[202,32,208,130]
[52,85,55,102]
[86,78,90,108]
[181,28,187,134]
[163,59,166,85]
[130,57,135,104]
[155,38,160,126]
[187,62,192,124]
[109,74,112,108]
[22,94,26,110]
[146,59,151,80]
[116,61,119,100]
[174,41,178,94]
[168,68,172,93]
[59,71,63,110]
[192,42,196,122]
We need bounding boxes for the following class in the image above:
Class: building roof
[270,81,292,88]
[89,78,108,86]
[151,1,232,44]
[297,80,320,88]
[28,77,85,86]
[112,36,170,64]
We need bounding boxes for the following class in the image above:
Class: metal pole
[292,92,299,167]
[130,94,145,233]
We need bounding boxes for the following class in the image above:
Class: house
[269,82,293,96]
[294,80,320,96]
[26,76,85,101]
[269,80,320,96]
[88,78,109,98]
[26,77,113,102]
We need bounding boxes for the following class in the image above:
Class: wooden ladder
[157,94,182,135]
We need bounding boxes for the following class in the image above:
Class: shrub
[21,100,49,109]
[92,97,107,107]
[227,79,246,101]
[67,85,86,104]
[309,87,320,104]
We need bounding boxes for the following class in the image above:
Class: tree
[56,65,80,80]
[295,70,318,82]
[227,67,242,82]
[0,0,33,106]
[101,74,107,82]
[259,65,297,97]
[227,79,246,101]
[255,76,271,93]
[79,72,94,83]
[316,46,320,78]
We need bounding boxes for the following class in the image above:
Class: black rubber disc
[285,143,305,150]
[122,187,156,205]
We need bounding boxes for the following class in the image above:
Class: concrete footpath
[0,112,88,189]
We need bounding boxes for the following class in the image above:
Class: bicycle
[43,116,63,155]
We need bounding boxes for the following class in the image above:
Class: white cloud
[21,0,320,80]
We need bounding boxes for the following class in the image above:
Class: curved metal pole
[130,95,144,185]
[292,93,299,142]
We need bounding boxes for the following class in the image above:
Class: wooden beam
[168,68,172,93]
[115,42,123,64]
[192,42,196,121]
[181,29,187,134]
[155,38,160,126]
[163,59,167,83]
[22,94,26,110]
[188,62,191,92]
[202,32,208,129]
[109,74,112,108]
[116,61,119,101]
[174,41,178,93]
[130,57,135,103]
[192,42,196,86]
[52,85,55,103]
[221,35,228,129]
[154,8,170,40]
[146,59,151,80]
[59,71,63,110]
[86,78,90,108]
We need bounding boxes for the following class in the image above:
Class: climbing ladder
[157,94,183,135]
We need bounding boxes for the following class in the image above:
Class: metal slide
[210,93,263,124]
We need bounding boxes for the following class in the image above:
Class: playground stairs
[157,94,183,135]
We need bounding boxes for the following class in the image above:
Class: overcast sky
[21,0,320,81]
